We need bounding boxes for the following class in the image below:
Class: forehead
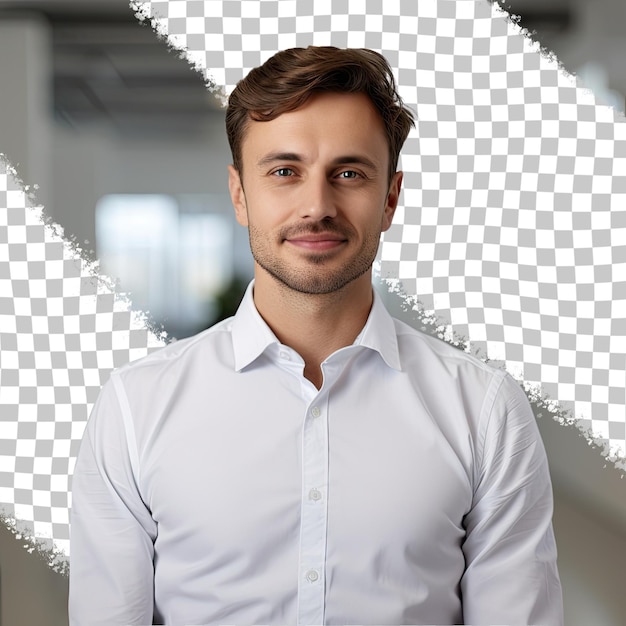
[241,92,389,167]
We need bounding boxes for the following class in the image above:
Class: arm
[461,373,564,626]
[69,373,156,625]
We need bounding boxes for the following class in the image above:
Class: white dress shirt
[69,282,563,625]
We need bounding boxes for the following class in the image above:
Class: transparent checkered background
[0,0,624,565]
[0,158,165,564]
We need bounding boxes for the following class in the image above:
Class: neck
[252,270,374,389]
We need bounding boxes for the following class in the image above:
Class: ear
[228,164,248,227]
[381,171,403,232]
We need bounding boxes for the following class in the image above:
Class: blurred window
[96,193,234,338]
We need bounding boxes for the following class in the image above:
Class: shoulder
[113,316,236,385]
[89,316,238,453]
[392,316,504,384]
[390,316,532,439]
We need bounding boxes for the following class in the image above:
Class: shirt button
[309,488,322,502]
[311,406,321,418]
[279,351,290,360]
[305,569,320,583]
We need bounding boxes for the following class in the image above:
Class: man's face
[228,91,403,295]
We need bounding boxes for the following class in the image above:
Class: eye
[272,167,294,177]
[337,170,360,179]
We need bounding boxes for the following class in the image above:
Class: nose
[296,173,338,221]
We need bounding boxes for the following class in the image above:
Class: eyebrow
[256,152,303,168]
[256,152,380,171]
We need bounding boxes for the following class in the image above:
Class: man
[69,46,563,625]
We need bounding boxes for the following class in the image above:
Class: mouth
[285,233,348,251]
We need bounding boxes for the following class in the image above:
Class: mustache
[279,220,353,240]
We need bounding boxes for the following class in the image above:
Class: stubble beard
[248,221,381,295]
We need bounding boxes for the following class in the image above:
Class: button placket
[297,397,329,625]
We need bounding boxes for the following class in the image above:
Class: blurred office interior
[0,0,625,624]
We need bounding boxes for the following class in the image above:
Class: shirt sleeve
[69,372,157,625]
[461,372,564,626]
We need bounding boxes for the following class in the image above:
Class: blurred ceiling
[0,0,224,136]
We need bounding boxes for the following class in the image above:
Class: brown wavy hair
[226,46,415,182]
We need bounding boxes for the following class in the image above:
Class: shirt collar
[231,281,279,372]
[355,288,402,371]
[231,280,402,372]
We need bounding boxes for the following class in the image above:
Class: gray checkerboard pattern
[0,157,165,565]
[0,0,625,567]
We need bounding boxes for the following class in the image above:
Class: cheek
[244,201,280,234]
[249,188,295,223]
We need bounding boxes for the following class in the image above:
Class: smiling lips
[285,232,348,251]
